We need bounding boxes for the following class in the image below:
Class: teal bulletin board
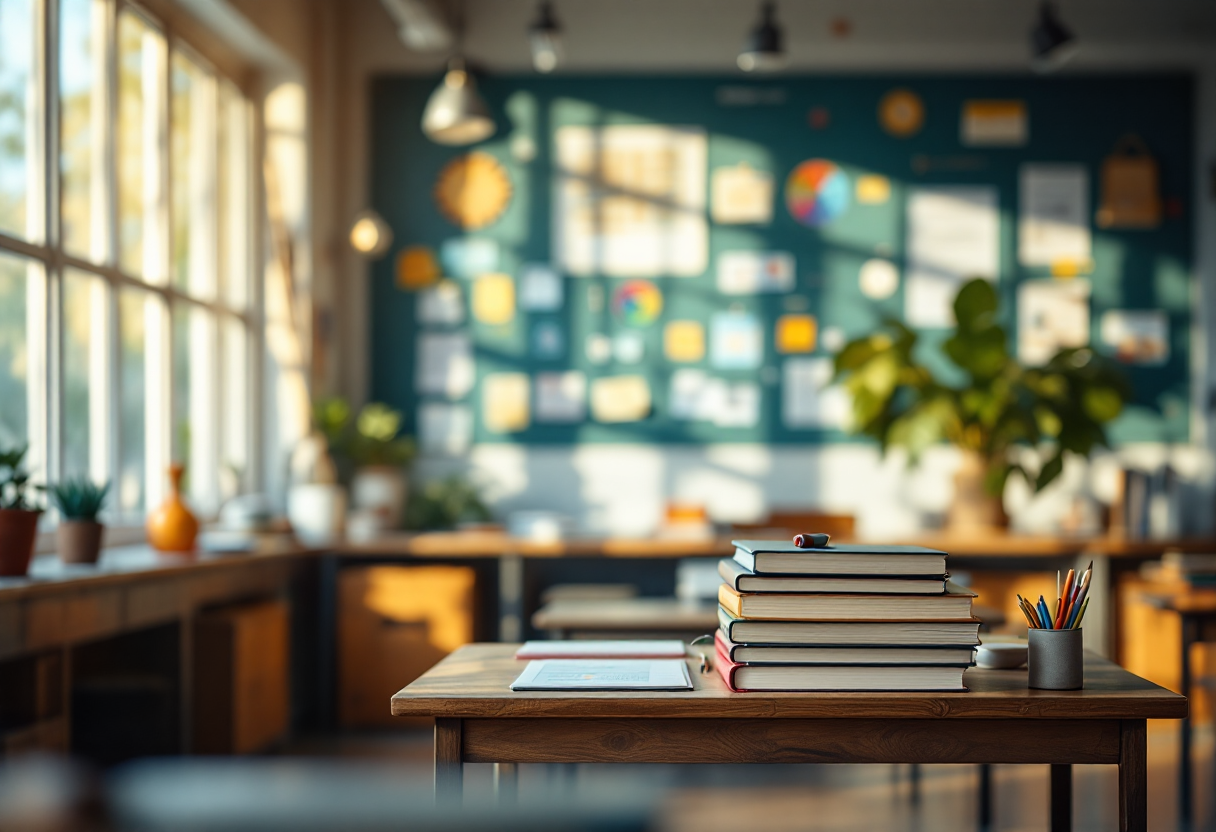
[368,74,1194,447]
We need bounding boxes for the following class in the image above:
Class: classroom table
[392,643,1187,832]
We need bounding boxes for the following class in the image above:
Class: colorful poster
[1100,310,1169,365]
[664,320,705,363]
[710,162,773,225]
[415,333,474,399]
[590,376,651,423]
[613,331,645,364]
[775,314,816,354]
[1018,164,1091,268]
[482,373,531,433]
[585,333,612,365]
[710,311,764,369]
[440,237,499,279]
[535,371,587,423]
[858,258,899,300]
[783,357,851,429]
[472,274,515,325]
[904,186,999,327]
[612,280,664,326]
[418,403,472,455]
[531,320,565,360]
[518,264,564,311]
[785,160,850,227]
[1017,279,1091,366]
[416,280,464,325]
[961,100,1027,147]
[717,251,795,295]
[396,246,441,290]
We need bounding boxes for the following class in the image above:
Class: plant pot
[351,466,408,530]
[0,508,43,576]
[947,452,1008,532]
[58,519,104,565]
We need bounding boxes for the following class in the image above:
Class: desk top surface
[390,643,1187,720]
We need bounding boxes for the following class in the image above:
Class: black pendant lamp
[737,2,785,72]
[529,1,562,73]
[1030,2,1078,73]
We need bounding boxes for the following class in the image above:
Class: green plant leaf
[1082,386,1124,422]
[1035,452,1065,492]
[952,278,998,332]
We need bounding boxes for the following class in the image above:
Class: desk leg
[1180,614,1196,829]
[1050,764,1072,832]
[1119,719,1147,832]
[494,763,519,806]
[978,763,992,831]
[435,718,463,807]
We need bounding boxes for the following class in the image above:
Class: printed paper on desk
[472,274,515,325]
[510,659,693,691]
[415,333,474,399]
[518,264,563,311]
[1019,164,1091,267]
[783,356,851,429]
[710,311,764,369]
[1017,279,1090,366]
[905,186,999,327]
[711,162,773,225]
[664,320,706,363]
[483,372,531,433]
[590,375,651,423]
[418,402,473,455]
[1100,309,1169,365]
[717,250,795,295]
[440,237,499,279]
[535,371,586,423]
[416,280,464,325]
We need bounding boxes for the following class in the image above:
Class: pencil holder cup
[1028,628,1083,690]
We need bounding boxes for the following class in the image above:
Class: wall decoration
[555,125,707,277]
[775,314,817,354]
[440,237,499,279]
[472,274,516,325]
[585,333,612,365]
[1019,164,1091,268]
[714,382,761,428]
[1017,279,1091,366]
[531,320,565,359]
[1100,310,1169,365]
[590,376,651,423]
[710,163,774,225]
[482,373,531,433]
[670,369,711,420]
[535,371,587,423]
[415,333,474,398]
[433,151,513,229]
[785,159,850,228]
[858,258,899,300]
[664,320,706,363]
[710,311,764,369]
[717,251,795,295]
[613,331,645,364]
[1096,135,1162,229]
[416,280,465,325]
[904,186,999,327]
[878,89,924,137]
[783,357,851,429]
[396,246,441,290]
[518,264,564,311]
[960,100,1027,147]
[418,402,473,455]
[855,174,891,205]
[612,279,664,326]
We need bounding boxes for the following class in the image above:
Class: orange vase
[147,464,199,552]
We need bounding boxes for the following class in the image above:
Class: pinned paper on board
[472,274,516,325]
[590,375,651,423]
[396,246,441,290]
[535,371,587,423]
[710,312,764,369]
[1019,164,1091,268]
[710,162,774,225]
[1100,310,1169,365]
[664,320,706,363]
[775,314,816,354]
[483,372,531,433]
[821,326,847,353]
[531,320,566,360]
[783,357,851,429]
[518,264,564,311]
[961,100,1027,147]
[904,186,999,327]
[612,280,664,326]
[1017,279,1091,366]
[415,333,474,399]
[555,125,708,277]
[717,251,795,295]
[418,403,473,455]
[440,237,499,279]
[785,160,850,228]
[713,381,761,428]
[416,280,465,325]
[670,369,709,421]
[613,331,646,364]
[859,258,899,300]
[855,175,891,205]
[585,333,612,365]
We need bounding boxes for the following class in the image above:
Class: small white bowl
[976,642,1028,670]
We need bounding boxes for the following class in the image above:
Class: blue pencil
[1037,596,1053,629]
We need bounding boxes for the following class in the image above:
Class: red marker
[793,533,831,549]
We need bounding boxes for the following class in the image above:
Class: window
[0,0,261,526]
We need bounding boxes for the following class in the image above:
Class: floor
[283,720,1210,831]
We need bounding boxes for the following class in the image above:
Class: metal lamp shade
[421,66,495,146]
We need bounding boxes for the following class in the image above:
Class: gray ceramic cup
[1028,628,1083,690]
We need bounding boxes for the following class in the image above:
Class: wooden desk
[392,644,1186,832]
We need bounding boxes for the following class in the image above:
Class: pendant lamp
[737,2,785,72]
[421,58,495,145]
[1030,2,1078,73]
[529,2,562,73]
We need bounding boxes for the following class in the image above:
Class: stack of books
[715,539,980,692]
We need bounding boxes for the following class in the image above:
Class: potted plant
[406,475,493,530]
[833,279,1131,531]
[0,444,43,576]
[48,477,110,564]
[348,403,416,531]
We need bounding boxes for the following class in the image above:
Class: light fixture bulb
[1030,2,1078,74]
[421,58,496,145]
[737,1,785,73]
[349,209,393,258]
[529,2,562,73]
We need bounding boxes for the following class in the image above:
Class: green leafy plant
[832,278,1131,495]
[0,444,41,511]
[349,403,416,468]
[406,475,493,530]
[312,396,352,450]
[48,477,110,521]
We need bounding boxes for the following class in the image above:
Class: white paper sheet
[416,280,464,325]
[440,237,499,279]
[717,250,795,295]
[1100,309,1169,365]
[535,371,587,423]
[783,357,851,429]
[415,333,474,399]
[518,264,564,311]
[713,381,761,428]
[590,375,651,423]
[482,372,531,433]
[711,163,774,225]
[710,311,764,369]
[613,331,645,364]
[417,402,473,455]
[510,659,692,691]
[1019,164,1091,267]
[905,186,1000,327]
[1017,279,1091,365]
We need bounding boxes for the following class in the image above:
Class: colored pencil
[1038,596,1053,630]
[1016,596,1038,628]
[1056,569,1076,628]
[1018,594,1042,628]
[1071,597,1090,629]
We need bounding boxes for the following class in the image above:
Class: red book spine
[714,639,741,691]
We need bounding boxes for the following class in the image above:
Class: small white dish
[976,641,1028,670]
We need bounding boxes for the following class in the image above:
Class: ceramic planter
[58,519,104,565]
[287,483,347,545]
[0,508,43,576]
[946,451,1008,532]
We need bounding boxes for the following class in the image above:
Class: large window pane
[171,51,215,299]
[63,268,109,480]
[60,0,107,262]
[219,316,248,499]
[0,251,45,474]
[0,0,40,242]
[117,12,164,280]
[218,81,249,310]
[118,286,165,518]
[173,303,217,513]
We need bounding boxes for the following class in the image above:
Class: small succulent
[48,477,110,521]
[0,444,41,511]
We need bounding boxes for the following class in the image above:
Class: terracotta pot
[0,508,43,576]
[147,464,199,552]
[58,519,104,565]
[947,452,1009,532]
